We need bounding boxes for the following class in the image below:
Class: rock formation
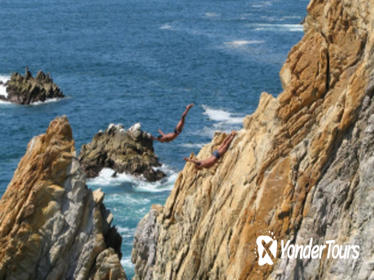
[79,123,166,182]
[0,116,127,280]
[132,0,374,279]
[0,67,64,104]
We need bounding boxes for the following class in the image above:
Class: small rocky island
[0,67,64,104]
[79,123,166,182]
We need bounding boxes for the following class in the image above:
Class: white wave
[117,226,136,239]
[199,124,239,137]
[87,168,139,186]
[180,143,207,148]
[120,256,133,269]
[105,193,151,205]
[160,23,173,30]
[0,75,10,83]
[251,23,303,32]
[281,16,303,20]
[198,105,245,137]
[205,12,219,18]
[0,75,10,98]
[0,98,63,106]
[252,1,272,8]
[224,40,264,48]
[117,226,135,234]
[0,100,12,105]
[87,165,178,193]
[135,171,177,193]
[29,97,64,106]
[202,105,244,124]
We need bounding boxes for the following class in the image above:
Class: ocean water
[0,0,307,277]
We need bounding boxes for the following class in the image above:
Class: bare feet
[231,130,237,136]
[186,103,194,110]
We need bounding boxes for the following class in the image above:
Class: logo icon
[256,235,277,266]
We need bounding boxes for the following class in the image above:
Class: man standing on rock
[184,131,237,169]
[152,104,194,142]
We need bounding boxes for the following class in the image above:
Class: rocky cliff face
[132,0,374,279]
[79,123,165,182]
[0,68,64,104]
[0,116,127,280]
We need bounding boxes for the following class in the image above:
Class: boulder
[79,123,166,182]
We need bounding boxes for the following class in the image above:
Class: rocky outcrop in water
[0,68,64,104]
[0,116,127,280]
[132,0,374,279]
[79,123,166,182]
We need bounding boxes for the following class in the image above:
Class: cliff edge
[0,116,127,280]
[132,0,374,279]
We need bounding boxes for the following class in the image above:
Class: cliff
[0,117,127,280]
[132,0,374,279]
[79,123,165,182]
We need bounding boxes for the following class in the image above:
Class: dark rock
[0,67,64,104]
[79,123,166,182]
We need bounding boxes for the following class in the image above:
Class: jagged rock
[0,116,127,280]
[0,67,64,104]
[79,123,166,182]
[132,0,374,279]
[132,205,162,280]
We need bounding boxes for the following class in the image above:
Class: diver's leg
[175,104,194,132]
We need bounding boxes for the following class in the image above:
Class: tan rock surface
[0,116,127,280]
[132,0,374,279]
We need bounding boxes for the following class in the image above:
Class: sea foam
[196,105,245,137]
[87,165,177,193]
[120,256,133,273]
[205,12,220,18]
[117,226,135,239]
[0,100,12,105]
[160,23,173,30]
[202,105,244,124]
[29,97,64,106]
[251,1,272,8]
[251,23,304,32]
[0,75,10,98]
[224,40,264,47]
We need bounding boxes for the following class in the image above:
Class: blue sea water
[0,0,307,277]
